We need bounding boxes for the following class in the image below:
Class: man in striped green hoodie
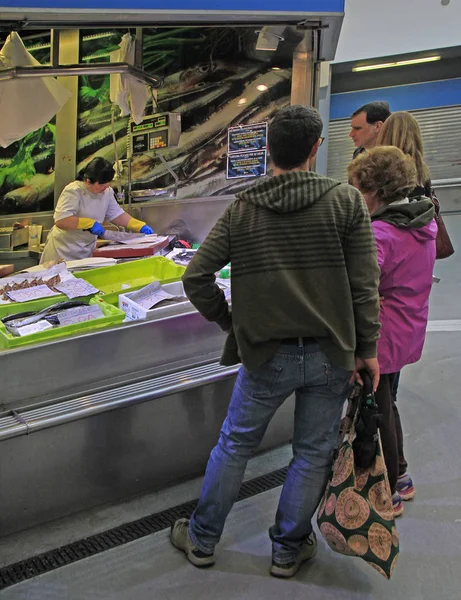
[171,105,380,578]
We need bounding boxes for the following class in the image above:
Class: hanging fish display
[0,27,292,214]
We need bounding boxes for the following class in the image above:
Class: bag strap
[344,371,379,440]
[424,180,433,197]
[340,377,368,443]
[425,179,441,216]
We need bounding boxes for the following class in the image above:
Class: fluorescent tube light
[353,55,441,72]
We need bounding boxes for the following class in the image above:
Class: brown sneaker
[270,532,317,578]
[170,518,215,568]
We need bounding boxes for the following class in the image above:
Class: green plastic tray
[0,297,125,350]
[0,257,186,314]
[74,256,186,305]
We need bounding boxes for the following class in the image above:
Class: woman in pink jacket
[348,146,437,516]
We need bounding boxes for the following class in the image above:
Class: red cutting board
[92,237,170,258]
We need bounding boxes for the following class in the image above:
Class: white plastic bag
[0,32,72,148]
[110,33,149,125]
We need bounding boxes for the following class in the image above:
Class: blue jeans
[189,340,351,564]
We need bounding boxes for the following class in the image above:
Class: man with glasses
[170,105,381,578]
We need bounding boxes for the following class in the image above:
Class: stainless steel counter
[0,306,295,536]
[0,308,227,410]
[132,195,235,244]
[0,212,50,271]
[0,248,39,271]
[0,248,31,261]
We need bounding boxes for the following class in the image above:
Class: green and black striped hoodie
[182,171,380,372]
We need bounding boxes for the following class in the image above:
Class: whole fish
[2,300,89,330]
[101,230,145,243]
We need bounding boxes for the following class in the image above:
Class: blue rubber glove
[140,224,154,235]
[89,222,105,236]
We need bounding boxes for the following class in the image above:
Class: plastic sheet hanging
[0,32,72,148]
[110,33,150,125]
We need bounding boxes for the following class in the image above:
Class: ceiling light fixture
[352,55,441,72]
[256,84,268,91]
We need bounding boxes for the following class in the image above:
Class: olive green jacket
[182,171,380,371]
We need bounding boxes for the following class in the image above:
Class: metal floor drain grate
[0,466,288,590]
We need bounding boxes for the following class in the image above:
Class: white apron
[41,181,124,263]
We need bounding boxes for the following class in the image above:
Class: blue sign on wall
[227,150,267,179]
[2,0,344,12]
[228,122,267,153]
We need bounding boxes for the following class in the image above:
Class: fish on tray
[2,300,90,335]
[101,230,145,243]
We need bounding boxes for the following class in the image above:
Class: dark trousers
[391,372,409,477]
[375,373,408,494]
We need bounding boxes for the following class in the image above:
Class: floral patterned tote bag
[317,376,399,580]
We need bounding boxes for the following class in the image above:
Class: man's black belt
[280,337,317,345]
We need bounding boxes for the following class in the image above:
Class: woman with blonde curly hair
[348,146,436,516]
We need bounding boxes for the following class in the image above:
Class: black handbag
[352,372,382,469]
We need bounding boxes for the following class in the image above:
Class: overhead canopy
[0,0,344,61]
[1,0,344,12]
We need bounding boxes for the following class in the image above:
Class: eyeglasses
[319,137,325,146]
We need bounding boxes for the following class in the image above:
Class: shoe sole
[393,505,404,518]
[398,489,415,501]
[270,546,317,578]
[170,533,215,568]
[186,553,215,568]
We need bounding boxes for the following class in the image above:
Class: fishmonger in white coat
[41,157,153,263]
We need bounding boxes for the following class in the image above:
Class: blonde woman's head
[376,111,429,185]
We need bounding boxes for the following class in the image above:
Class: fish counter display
[0,254,296,537]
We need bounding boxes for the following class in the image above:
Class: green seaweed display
[0,27,292,215]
